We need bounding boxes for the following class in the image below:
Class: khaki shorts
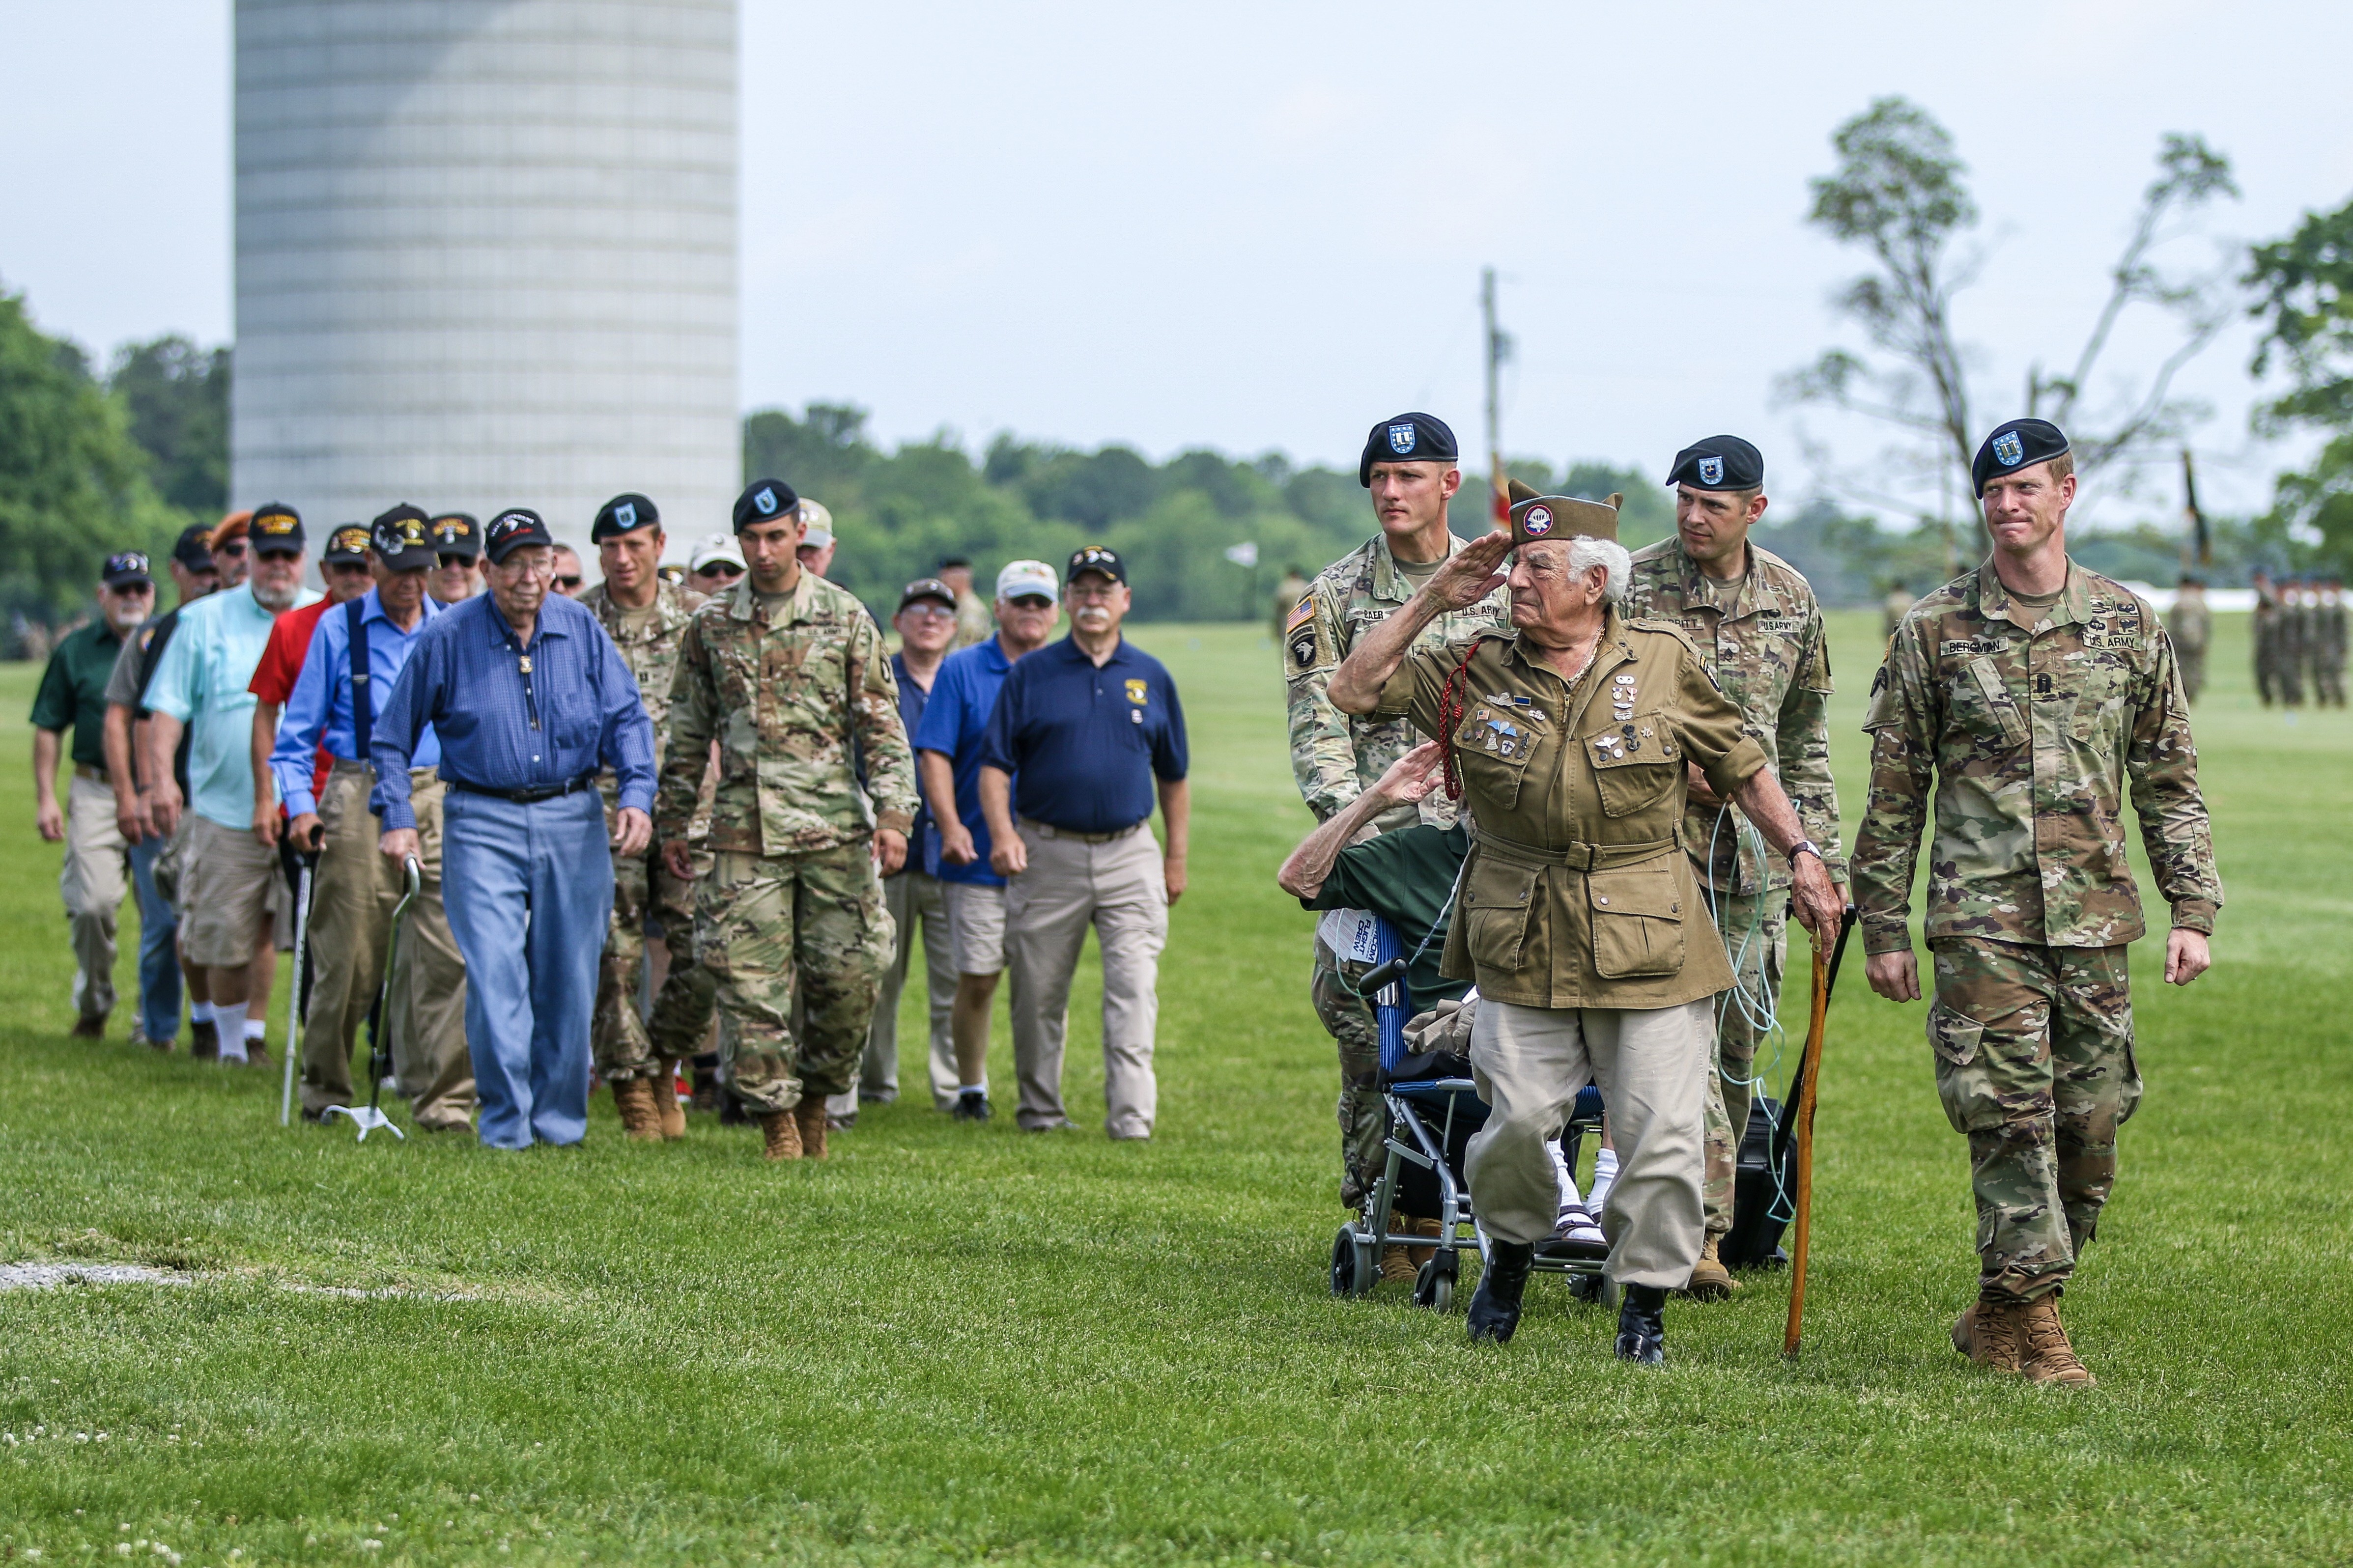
[179,814,287,966]
[942,880,1007,976]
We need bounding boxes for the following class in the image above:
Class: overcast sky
[5,0,2349,527]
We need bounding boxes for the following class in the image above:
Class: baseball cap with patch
[322,524,373,566]
[102,551,152,588]
[688,532,746,574]
[591,492,659,541]
[1665,435,1763,492]
[996,559,1059,602]
[370,504,435,570]
[897,577,957,613]
[1971,418,2070,498]
[1358,411,1460,486]
[483,508,553,564]
[250,502,305,554]
[1509,477,1621,545]
[170,523,216,572]
[429,512,482,558]
[1068,545,1126,586]
[797,499,834,549]
[733,477,801,533]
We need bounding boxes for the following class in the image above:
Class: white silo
[231,0,738,555]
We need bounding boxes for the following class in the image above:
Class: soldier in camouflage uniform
[2321,580,2348,706]
[1855,419,2221,1388]
[1285,412,1507,1245]
[581,493,716,1142]
[2165,575,2210,704]
[2250,571,2280,705]
[1623,435,1843,1300]
[658,477,919,1162]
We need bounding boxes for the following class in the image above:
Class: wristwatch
[1788,839,1824,865]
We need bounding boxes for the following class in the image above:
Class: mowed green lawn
[1,610,2348,1567]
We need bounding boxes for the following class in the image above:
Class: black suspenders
[346,597,374,764]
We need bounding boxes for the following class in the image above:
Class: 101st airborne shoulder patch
[1285,593,1319,672]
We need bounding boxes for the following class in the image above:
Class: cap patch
[754,486,780,516]
[1697,455,1724,486]
[1388,422,1417,455]
[1522,506,1554,537]
[1993,431,2024,467]
[614,501,636,528]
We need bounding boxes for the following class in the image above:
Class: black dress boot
[1466,1241,1536,1344]
[1615,1283,1667,1365]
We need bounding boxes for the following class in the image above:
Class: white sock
[1589,1148,1620,1212]
[1549,1140,1585,1212]
[214,1002,249,1062]
[191,1001,214,1026]
[244,1017,266,1042]
[959,1083,987,1096]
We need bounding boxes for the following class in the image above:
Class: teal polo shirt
[142,581,321,829]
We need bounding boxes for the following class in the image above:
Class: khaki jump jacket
[1376,611,1770,1009]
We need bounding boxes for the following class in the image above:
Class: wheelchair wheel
[1411,1252,1457,1313]
[1330,1227,1375,1298]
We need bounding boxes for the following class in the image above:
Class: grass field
[2,609,2349,1566]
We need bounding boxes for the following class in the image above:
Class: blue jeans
[440,788,613,1149]
[129,834,181,1043]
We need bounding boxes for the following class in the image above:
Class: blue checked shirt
[369,592,655,830]
[269,588,444,817]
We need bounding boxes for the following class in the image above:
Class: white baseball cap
[797,499,835,549]
[688,532,746,573]
[996,559,1059,602]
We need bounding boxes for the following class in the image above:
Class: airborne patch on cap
[1521,505,1554,537]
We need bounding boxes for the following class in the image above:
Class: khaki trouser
[298,763,473,1128]
[1468,997,1713,1289]
[60,772,130,1021]
[826,867,956,1118]
[1701,884,1786,1238]
[1004,819,1168,1138]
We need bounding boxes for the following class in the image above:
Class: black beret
[733,477,800,533]
[591,492,659,541]
[370,504,434,570]
[1971,418,2070,497]
[322,525,373,567]
[250,502,305,553]
[1665,435,1763,492]
[428,512,482,558]
[1358,412,1459,486]
[483,508,553,564]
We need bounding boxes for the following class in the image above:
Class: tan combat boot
[1379,1234,1417,1287]
[1409,1215,1444,1269]
[1951,1297,2024,1373]
[651,1059,686,1140]
[2017,1294,2096,1387]
[1682,1235,1737,1301]
[793,1098,829,1160]
[759,1108,802,1161]
[613,1077,662,1142]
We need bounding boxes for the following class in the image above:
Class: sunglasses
[553,575,583,590]
[1007,594,1055,611]
[255,547,304,562]
[215,539,250,557]
[694,563,744,579]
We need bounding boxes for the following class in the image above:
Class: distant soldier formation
[2250,571,2348,707]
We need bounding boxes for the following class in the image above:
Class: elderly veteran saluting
[371,508,656,1149]
[1329,488,1842,1362]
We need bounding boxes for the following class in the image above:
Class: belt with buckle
[1019,816,1145,845]
[449,774,596,805]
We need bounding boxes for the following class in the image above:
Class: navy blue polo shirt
[980,634,1187,834]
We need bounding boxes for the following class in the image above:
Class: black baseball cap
[102,551,152,588]
[171,523,216,572]
[370,504,435,571]
[1665,435,1764,493]
[322,525,373,567]
[483,508,554,564]
[429,512,482,559]
[897,577,957,613]
[591,492,659,541]
[250,502,306,555]
[1068,545,1127,586]
[1359,412,1459,486]
[733,478,800,533]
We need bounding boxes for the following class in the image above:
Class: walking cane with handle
[325,855,421,1143]
[279,849,319,1127]
[1783,902,1858,1359]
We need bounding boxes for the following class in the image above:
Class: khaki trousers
[60,773,130,1021]
[298,763,473,1128]
[1468,997,1713,1288]
[826,867,956,1118]
[1004,819,1167,1138]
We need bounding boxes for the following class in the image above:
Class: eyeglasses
[327,560,373,575]
[1006,594,1055,611]
[1065,579,1120,601]
[899,601,955,619]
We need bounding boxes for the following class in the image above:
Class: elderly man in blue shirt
[271,506,474,1131]
[979,546,1189,1139]
[372,508,656,1148]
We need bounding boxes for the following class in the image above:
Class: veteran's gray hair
[1524,534,1632,602]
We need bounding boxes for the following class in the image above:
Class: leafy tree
[1783,97,2236,520]
[110,335,230,515]
[2247,195,2353,574]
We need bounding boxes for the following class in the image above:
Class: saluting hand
[1423,527,1512,610]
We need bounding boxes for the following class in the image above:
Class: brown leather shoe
[794,1098,829,1160]
[760,1108,802,1161]
[70,1013,106,1040]
[2017,1293,2096,1387]
[614,1077,662,1142]
[1680,1235,1738,1301]
[652,1059,686,1140]
[1409,1215,1444,1269]
[1951,1297,2025,1373]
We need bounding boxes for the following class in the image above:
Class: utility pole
[1481,267,1512,525]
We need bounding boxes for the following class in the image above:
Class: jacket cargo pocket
[1587,862,1684,978]
[1462,854,1539,972]
[1586,715,1681,818]
[1452,713,1534,812]
[1955,657,2029,748]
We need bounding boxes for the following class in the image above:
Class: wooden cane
[1783,904,1857,1359]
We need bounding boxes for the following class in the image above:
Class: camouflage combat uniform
[1624,538,1843,1240]
[1854,560,2221,1303]
[952,588,992,652]
[657,573,918,1114]
[2252,582,2280,705]
[1285,531,1508,1209]
[2321,588,2349,706]
[583,578,715,1085]
[2164,587,2209,705]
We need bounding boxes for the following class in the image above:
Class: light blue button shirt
[142,581,323,830]
[269,588,444,817]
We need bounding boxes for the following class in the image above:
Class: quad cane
[278,847,321,1127]
[1782,902,1857,1360]
[325,854,421,1143]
